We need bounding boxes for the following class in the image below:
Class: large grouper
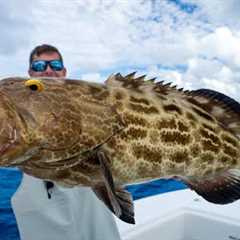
[0,73,239,224]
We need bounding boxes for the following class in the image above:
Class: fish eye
[25,79,44,92]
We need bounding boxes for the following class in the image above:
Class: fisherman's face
[28,52,67,78]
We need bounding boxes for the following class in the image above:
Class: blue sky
[168,0,198,14]
[0,0,240,101]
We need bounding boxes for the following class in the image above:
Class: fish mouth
[0,126,17,155]
[0,123,35,167]
[0,124,23,166]
[0,92,30,166]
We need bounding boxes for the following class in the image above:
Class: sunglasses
[30,59,64,72]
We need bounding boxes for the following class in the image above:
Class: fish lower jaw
[3,146,40,167]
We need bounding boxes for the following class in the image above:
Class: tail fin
[177,169,240,204]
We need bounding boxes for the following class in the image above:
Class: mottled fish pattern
[0,73,239,224]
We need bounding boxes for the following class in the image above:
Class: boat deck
[117,189,240,240]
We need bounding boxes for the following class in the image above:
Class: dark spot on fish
[219,155,231,163]
[129,103,159,114]
[88,85,109,100]
[202,123,216,133]
[171,150,189,163]
[188,97,204,109]
[64,79,83,85]
[72,91,83,98]
[133,145,162,163]
[88,85,102,94]
[96,90,109,100]
[121,127,147,140]
[156,118,177,130]
[190,144,201,157]
[136,161,152,178]
[178,121,189,132]
[185,113,197,128]
[52,88,68,96]
[79,135,96,147]
[223,143,238,158]
[120,78,143,92]
[163,104,182,115]
[186,112,197,122]
[192,107,215,122]
[201,153,215,163]
[221,134,238,148]
[130,96,150,105]
[232,158,238,165]
[170,163,185,175]
[106,137,117,149]
[199,128,221,145]
[156,94,168,101]
[114,101,123,111]
[115,91,124,100]
[161,131,191,145]
[201,139,219,153]
[63,103,78,112]
[123,113,148,126]
[154,85,169,95]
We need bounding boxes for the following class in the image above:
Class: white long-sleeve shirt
[11,174,121,240]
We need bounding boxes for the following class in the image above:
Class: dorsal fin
[105,73,179,94]
[188,88,240,138]
[125,72,137,79]
[105,72,153,90]
[105,73,123,87]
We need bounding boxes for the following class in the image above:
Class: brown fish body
[0,74,240,224]
[104,77,240,185]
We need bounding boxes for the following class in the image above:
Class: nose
[44,65,55,76]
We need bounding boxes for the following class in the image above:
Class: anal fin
[176,169,240,204]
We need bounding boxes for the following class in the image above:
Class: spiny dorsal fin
[146,77,157,83]
[134,75,147,82]
[105,72,154,89]
[105,73,124,87]
[187,88,240,138]
[105,72,181,94]
[125,72,137,80]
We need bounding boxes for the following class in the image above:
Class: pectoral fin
[176,169,240,204]
[93,151,135,224]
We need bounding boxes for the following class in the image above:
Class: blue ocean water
[0,168,187,240]
[126,178,187,200]
[0,168,22,240]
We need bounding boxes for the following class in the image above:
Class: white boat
[116,189,240,240]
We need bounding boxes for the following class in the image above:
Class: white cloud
[0,0,240,102]
[198,27,240,69]
[187,0,240,29]
[80,72,103,83]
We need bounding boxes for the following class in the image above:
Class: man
[11,44,121,240]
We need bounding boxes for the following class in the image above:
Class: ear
[28,69,34,77]
[62,67,67,77]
